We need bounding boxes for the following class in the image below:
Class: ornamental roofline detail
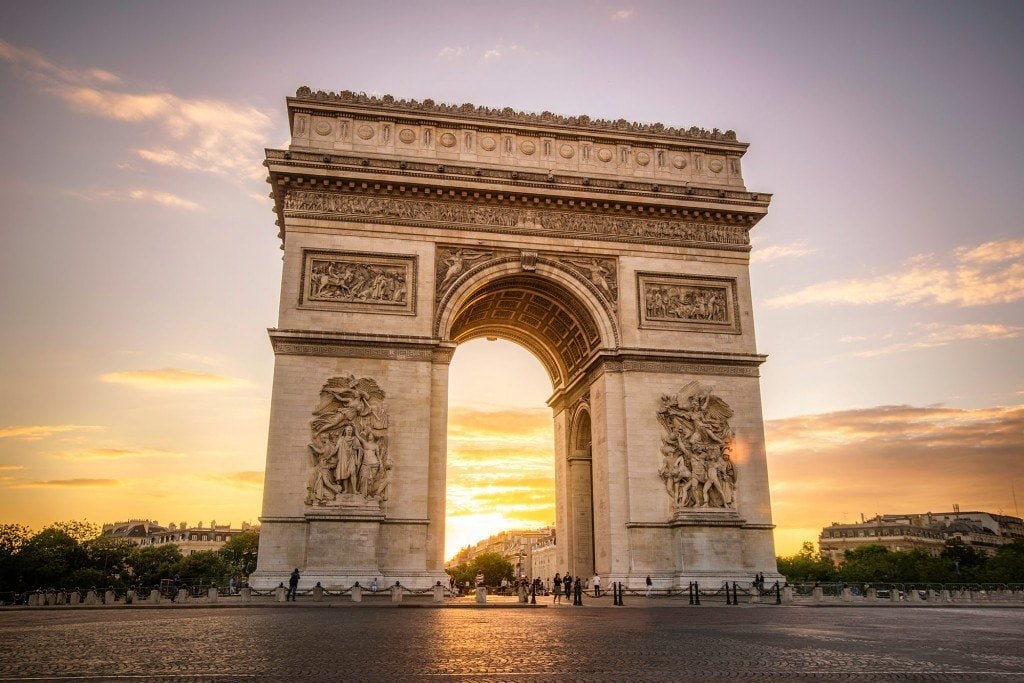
[291,86,741,145]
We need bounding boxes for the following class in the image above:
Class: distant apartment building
[101,519,257,555]
[819,509,1023,564]
[446,526,555,578]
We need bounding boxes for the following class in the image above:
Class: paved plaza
[1,604,1023,681]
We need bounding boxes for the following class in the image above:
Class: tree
[16,528,87,588]
[175,551,232,585]
[82,536,135,584]
[0,524,31,589]
[977,540,1024,583]
[776,542,836,583]
[219,529,259,575]
[129,545,184,586]
[469,552,514,586]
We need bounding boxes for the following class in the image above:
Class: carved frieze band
[283,191,749,248]
[601,360,760,377]
[300,249,416,315]
[637,272,740,334]
[272,340,436,362]
[435,246,618,309]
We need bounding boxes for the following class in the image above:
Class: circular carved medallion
[398,128,416,144]
[439,132,457,148]
[480,136,497,151]
[635,151,651,166]
[356,125,375,140]
[559,144,575,159]
[597,148,612,163]
[708,159,724,173]
[672,155,687,169]
[520,140,536,155]
[314,121,332,136]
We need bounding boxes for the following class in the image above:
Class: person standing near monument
[287,568,300,601]
[592,573,601,597]
[646,575,653,598]
[553,573,562,603]
[563,573,573,602]
[573,576,583,606]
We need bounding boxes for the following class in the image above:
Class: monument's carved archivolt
[252,88,780,590]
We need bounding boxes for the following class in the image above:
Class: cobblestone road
[1,605,1022,681]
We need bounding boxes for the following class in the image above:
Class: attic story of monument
[251,87,780,590]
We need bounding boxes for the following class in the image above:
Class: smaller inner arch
[448,275,603,389]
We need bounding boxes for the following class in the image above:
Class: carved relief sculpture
[306,375,392,506]
[436,247,493,294]
[562,257,618,307]
[657,381,736,510]
[284,190,749,247]
[637,273,739,333]
[301,250,416,315]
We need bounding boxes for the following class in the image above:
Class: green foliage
[218,530,259,574]
[174,551,232,585]
[975,540,1024,583]
[128,544,183,586]
[65,568,105,589]
[776,542,836,583]
[16,528,88,588]
[446,552,514,588]
[82,536,135,581]
[47,521,100,543]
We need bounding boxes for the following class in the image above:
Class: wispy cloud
[750,240,817,264]
[482,42,527,62]
[48,447,179,460]
[67,188,200,211]
[201,471,264,490]
[437,45,469,58]
[0,39,271,181]
[0,425,103,441]
[21,478,122,488]
[100,368,250,390]
[769,237,1024,308]
[611,8,635,20]
[853,322,1022,357]
[0,465,26,472]
[767,404,1024,553]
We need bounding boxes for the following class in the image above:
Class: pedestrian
[573,576,583,606]
[370,577,378,593]
[645,575,653,598]
[563,573,573,602]
[287,568,300,601]
[553,573,562,603]
[593,573,601,597]
[229,577,236,595]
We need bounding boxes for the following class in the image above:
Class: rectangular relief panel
[637,272,740,334]
[299,249,416,315]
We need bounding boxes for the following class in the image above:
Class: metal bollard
[688,582,694,605]
[775,581,782,605]
[694,581,701,605]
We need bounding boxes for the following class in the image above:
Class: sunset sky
[1,1,1022,559]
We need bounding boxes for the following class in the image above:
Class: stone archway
[251,88,782,591]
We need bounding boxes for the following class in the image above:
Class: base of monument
[249,570,448,592]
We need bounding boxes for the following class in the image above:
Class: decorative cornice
[293,87,738,143]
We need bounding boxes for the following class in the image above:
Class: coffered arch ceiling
[448,275,603,389]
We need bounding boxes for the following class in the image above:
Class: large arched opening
[438,265,615,579]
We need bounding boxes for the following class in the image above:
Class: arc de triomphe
[251,88,780,590]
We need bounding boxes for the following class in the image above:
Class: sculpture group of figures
[306,375,392,506]
[308,259,407,305]
[646,284,727,322]
[657,382,737,509]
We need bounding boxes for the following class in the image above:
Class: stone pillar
[126,589,137,604]
[391,583,403,603]
[907,589,921,602]
[26,593,38,607]
[56,591,66,605]
[104,590,115,605]
[940,589,952,602]
[811,586,823,602]
[312,584,324,602]
[44,592,55,606]
[275,586,286,602]
[781,586,793,604]
[149,589,161,604]
[889,589,900,603]
[85,590,97,605]
[432,583,445,603]
[208,587,218,603]
[240,587,251,602]
[69,591,80,605]
[177,589,190,604]
[841,587,852,602]
[351,585,362,602]
[475,586,487,604]
[866,587,877,601]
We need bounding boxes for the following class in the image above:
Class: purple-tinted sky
[1,1,1022,555]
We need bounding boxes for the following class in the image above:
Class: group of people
[551,572,601,605]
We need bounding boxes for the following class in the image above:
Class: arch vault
[252,88,781,590]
